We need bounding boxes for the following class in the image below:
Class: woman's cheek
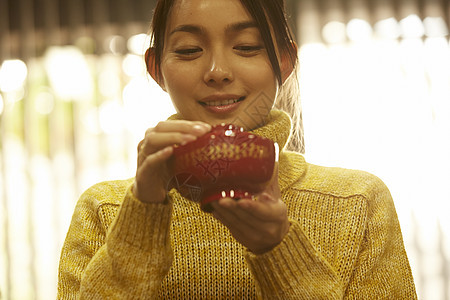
[237,62,277,91]
[162,62,198,94]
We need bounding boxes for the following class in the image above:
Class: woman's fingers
[134,146,174,203]
[212,198,260,230]
[139,146,174,174]
[214,194,285,225]
[152,120,211,136]
[211,195,290,254]
[134,119,211,203]
[138,132,196,162]
[139,121,211,159]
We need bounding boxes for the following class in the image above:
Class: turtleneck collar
[250,110,306,192]
[249,109,291,151]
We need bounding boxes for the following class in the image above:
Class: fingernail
[259,192,271,202]
[181,134,196,145]
[161,146,172,154]
[193,124,210,133]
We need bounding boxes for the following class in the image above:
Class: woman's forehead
[167,0,253,27]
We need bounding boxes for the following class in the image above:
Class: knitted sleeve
[57,182,173,299]
[343,177,417,299]
[244,177,417,299]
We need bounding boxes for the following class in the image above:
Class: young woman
[57,0,417,298]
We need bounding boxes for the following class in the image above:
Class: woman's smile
[198,94,246,114]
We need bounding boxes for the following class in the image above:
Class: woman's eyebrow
[170,24,203,36]
[226,21,258,33]
[169,21,257,36]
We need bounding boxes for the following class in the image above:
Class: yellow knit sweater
[57,110,417,299]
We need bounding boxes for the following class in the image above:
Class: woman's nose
[203,52,233,85]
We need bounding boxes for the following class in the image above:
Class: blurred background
[0,0,449,299]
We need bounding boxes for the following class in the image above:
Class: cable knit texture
[57,110,417,299]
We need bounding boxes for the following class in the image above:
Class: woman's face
[159,0,279,130]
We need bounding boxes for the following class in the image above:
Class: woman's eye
[174,48,202,56]
[234,45,263,53]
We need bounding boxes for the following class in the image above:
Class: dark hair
[147,0,304,153]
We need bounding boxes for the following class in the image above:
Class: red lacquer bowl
[169,124,278,212]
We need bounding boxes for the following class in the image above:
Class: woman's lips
[199,96,245,114]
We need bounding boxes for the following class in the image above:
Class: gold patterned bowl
[169,124,278,212]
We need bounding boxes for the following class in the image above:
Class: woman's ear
[145,47,165,90]
[280,41,298,83]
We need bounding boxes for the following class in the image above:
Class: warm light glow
[424,37,450,123]
[122,54,146,77]
[400,14,425,38]
[98,54,123,98]
[346,19,373,42]
[424,17,449,38]
[300,21,450,300]
[0,93,4,115]
[44,46,93,101]
[127,33,149,56]
[399,38,425,78]
[3,88,25,104]
[374,18,401,39]
[99,100,124,134]
[99,71,122,98]
[122,76,174,135]
[81,107,102,135]
[34,90,55,115]
[298,43,330,102]
[0,59,28,93]
[322,21,347,44]
[106,35,126,55]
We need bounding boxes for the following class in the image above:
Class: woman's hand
[211,164,290,254]
[133,120,211,203]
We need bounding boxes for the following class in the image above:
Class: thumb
[258,191,276,204]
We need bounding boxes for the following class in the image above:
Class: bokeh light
[0,59,28,93]
[105,35,127,55]
[99,100,124,134]
[34,90,55,115]
[2,88,25,105]
[424,17,449,38]
[44,46,93,101]
[400,14,425,38]
[127,33,150,55]
[346,19,373,42]
[122,76,174,135]
[322,21,347,44]
[122,54,146,77]
[0,93,4,115]
[374,18,401,39]
[81,107,102,135]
